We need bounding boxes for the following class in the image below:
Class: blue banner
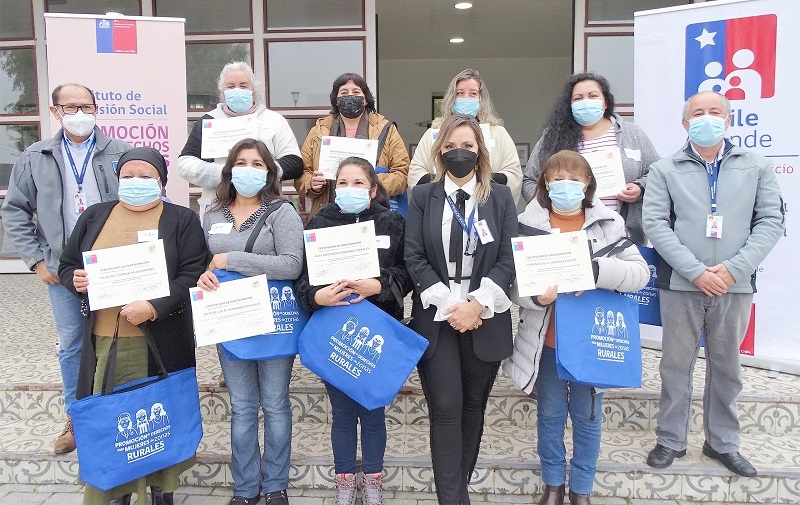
[624,246,661,326]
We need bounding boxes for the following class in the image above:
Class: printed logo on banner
[684,14,777,100]
[328,316,385,378]
[96,19,138,54]
[590,306,631,362]
[115,402,171,462]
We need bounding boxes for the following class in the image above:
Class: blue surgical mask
[571,99,605,126]
[687,115,727,148]
[224,88,254,113]
[548,180,586,213]
[231,166,267,197]
[453,98,480,117]
[118,178,161,207]
[335,187,371,214]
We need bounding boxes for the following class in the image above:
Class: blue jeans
[325,382,386,474]
[218,348,294,497]
[535,346,603,495]
[48,283,84,414]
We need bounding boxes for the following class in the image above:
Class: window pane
[266,0,362,30]
[46,0,141,16]
[287,118,320,148]
[586,36,634,104]
[267,40,363,108]
[186,43,251,111]
[0,48,38,114]
[0,0,33,39]
[156,0,251,33]
[588,0,688,24]
[0,124,38,188]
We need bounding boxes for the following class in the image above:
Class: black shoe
[229,496,262,505]
[537,484,565,505]
[265,490,289,505]
[150,486,174,505]
[646,443,686,469]
[702,441,757,477]
[110,494,132,505]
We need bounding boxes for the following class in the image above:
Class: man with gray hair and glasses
[642,90,783,477]
[1,83,130,454]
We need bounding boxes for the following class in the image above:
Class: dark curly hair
[329,73,376,116]
[535,73,616,168]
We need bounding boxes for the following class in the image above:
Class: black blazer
[405,181,518,362]
[58,201,209,399]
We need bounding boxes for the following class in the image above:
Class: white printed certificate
[189,274,276,347]
[317,136,379,179]
[511,230,596,297]
[200,114,258,159]
[304,221,380,286]
[580,148,626,198]
[82,239,170,311]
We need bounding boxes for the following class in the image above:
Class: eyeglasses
[55,104,97,115]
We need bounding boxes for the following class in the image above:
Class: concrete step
[4,350,800,435]
[1,418,798,503]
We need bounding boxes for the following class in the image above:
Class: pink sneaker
[362,472,384,505]
[334,473,357,505]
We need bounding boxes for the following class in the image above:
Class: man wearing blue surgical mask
[642,91,784,477]
[1,83,131,455]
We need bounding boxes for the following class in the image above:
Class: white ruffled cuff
[420,282,463,321]
[468,277,512,318]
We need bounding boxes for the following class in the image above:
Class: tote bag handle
[100,312,169,396]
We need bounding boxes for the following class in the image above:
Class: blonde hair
[433,69,503,128]
[431,114,493,205]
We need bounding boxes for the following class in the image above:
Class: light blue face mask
[571,99,605,126]
[118,177,161,207]
[231,166,267,197]
[453,98,480,117]
[687,115,727,147]
[224,88,254,113]
[335,186,371,214]
[548,180,586,213]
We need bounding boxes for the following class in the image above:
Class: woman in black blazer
[405,114,518,505]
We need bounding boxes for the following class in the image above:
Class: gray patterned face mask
[336,95,365,119]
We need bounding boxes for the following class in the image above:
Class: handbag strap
[245,200,288,253]
[590,237,634,259]
[375,121,395,162]
[101,312,169,396]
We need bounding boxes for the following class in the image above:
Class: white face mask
[60,110,96,137]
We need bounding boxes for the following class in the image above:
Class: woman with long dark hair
[197,138,305,505]
[296,156,412,505]
[295,73,409,217]
[521,73,659,245]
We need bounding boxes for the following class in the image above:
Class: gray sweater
[522,115,660,245]
[203,202,304,281]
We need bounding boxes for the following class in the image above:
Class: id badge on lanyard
[705,159,722,239]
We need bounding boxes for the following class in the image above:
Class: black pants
[417,324,500,505]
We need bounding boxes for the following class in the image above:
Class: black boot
[151,486,175,505]
[109,494,132,505]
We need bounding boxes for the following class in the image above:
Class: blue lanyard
[446,194,477,256]
[63,136,96,192]
[705,159,719,214]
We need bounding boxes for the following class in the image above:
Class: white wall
[377,57,572,156]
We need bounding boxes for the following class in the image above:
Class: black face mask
[336,95,366,119]
[441,148,478,179]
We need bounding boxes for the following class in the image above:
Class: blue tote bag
[71,323,202,491]
[624,246,661,326]
[298,299,428,410]
[215,269,309,360]
[554,288,642,389]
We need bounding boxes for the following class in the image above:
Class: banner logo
[684,14,777,100]
[96,19,138,54]
[590,305,630,362]
[327,316,384,378]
